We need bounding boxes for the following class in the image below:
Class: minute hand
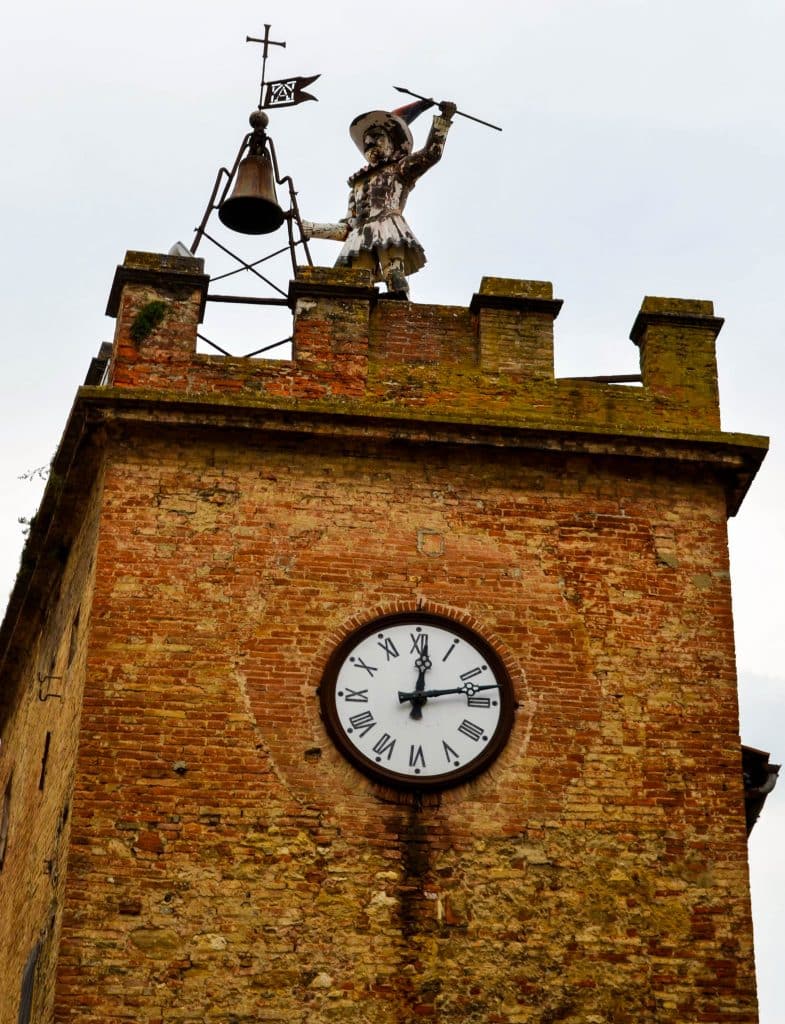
[398,683,499,703]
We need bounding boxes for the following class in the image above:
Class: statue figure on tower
[302,98,457,297]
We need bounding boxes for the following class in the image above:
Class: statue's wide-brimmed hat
[349,98,434,155]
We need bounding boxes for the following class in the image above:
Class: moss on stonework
[130,301,168,343]
[86,381,762,448]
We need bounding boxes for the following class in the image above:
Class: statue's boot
[385,264,410,300]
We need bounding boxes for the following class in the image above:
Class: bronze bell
[218,149,285,235]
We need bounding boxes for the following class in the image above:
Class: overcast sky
[1,1,783,1018]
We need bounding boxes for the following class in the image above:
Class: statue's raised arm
[399,100,456,184]
[302,98,456,297]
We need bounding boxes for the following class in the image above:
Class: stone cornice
[469,293,564,317]
[78,387,766,515]
[630,310,725,346]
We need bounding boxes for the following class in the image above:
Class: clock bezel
[318,611,516,791]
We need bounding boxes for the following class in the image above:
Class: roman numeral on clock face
[350,657,378,677]
[372,733,396,760]
[467,696,491,708]
[409,632,428,654]
[409,745,426,768]
[341,688,369,702]
[348,710,376,737]
[377,636,399,660]
[457,719,485,742]
[442,639,459,662]
[460,666,483,681]
[442,740,460,765]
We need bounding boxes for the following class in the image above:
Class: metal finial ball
[250,110,269,131]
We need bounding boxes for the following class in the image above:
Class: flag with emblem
[262,75,320,109]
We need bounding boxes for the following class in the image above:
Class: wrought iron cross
[246,24,286,109]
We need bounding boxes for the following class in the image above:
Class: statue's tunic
[336,114,452,275]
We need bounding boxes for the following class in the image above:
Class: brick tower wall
[0,253,768,1024]
[0,471,103,1023]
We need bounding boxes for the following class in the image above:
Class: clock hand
[399,683,499,704]
[409,635,431,720]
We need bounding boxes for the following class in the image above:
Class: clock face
[319,613,515,790]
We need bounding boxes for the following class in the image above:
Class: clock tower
[0,251,773,1023]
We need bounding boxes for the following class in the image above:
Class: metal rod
[394,86,502,132]
[287,181,313,267]
[211,244,293,282]
[191,167,230,255]
[268,136,313,269]
[197,332,292,359]
[191,134,251,253]
[206,294,290,306]
[567,374,642,384]
[196,332,234,357]
[243,336,292,357]
[247,25,286,109]
[198,230,288,297]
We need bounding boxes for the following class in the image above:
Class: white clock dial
[320,614,515,790]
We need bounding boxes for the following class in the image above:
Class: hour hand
[409,636,431,720]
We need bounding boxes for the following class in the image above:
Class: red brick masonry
[0,253,768,1023]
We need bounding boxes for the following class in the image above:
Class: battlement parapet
[103,252,727,437]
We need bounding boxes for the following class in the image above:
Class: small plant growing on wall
[130,300,168,343]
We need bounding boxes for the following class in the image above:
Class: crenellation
[471,276,562,378]
[289,264,374,396]
[107,250,209,388]
[103,255,730,440]
[630,295,723,429]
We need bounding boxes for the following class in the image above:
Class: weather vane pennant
[246,25,319,110]
[262,74,320,109]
